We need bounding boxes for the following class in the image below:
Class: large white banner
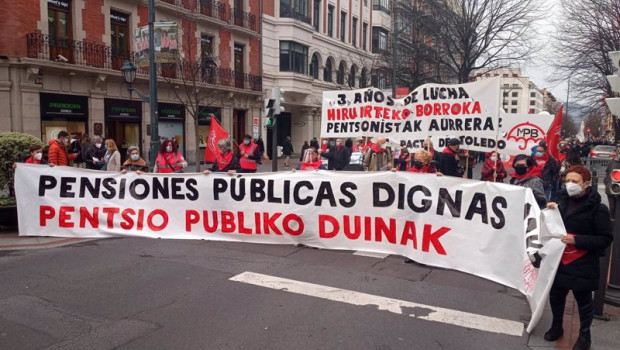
[321,79,501,152]
[15,164,564,332]
[501,112,555,156]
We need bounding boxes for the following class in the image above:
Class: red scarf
[321,144,328,151]
[408,164,433,173]
[534,154,548,168]
[25,156,41,164]
[442,147,456,155]
[300,161,323,170]
[370,143,386,153]
[510,167,539,180]
[216,151,233,170]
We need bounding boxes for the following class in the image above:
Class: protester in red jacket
[481,151,507,182]
[25,144,47,165]
[47,131,77,166]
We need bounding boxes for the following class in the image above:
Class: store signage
[105,99,142,120]
[110,11,129,24]
[40,93,88,119]
[198,106,222,124]
[158,103,185,120]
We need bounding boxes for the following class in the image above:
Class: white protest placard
[321,78,500,152]
[500,112,555,156]
[15,164,564,332]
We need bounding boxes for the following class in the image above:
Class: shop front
[104,98,142,162]
[157,102,186,156]
[197,106,222,164]
[40,93,88,144]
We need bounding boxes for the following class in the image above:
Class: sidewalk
[0,235,98,251]
[529,295,620,349]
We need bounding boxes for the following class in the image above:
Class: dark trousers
[549,286,594,340]
[608,195,616,220]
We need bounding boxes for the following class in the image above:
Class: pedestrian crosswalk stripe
[230,271,524,336]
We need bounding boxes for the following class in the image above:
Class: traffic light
[272,87,285,115]
[606,51,620,116]
[264,98,275,128]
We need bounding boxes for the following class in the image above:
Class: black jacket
[282,140,293,156]
[321,146,351,170]
[554,188,613,291]
[85,146,107,170]
[540,156,559,188]
[438,148,460,177]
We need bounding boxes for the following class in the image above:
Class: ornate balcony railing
[231,8,257,32]
[25,32,261,92]
[199,0,228,22]
[279,4,311,24]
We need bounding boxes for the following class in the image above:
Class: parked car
[590,145,617,159]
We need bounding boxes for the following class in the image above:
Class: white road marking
[230,272,524,336]
[353,251,390,259]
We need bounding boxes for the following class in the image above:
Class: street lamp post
[120,0,158,168]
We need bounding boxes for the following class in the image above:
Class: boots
[572,298,594,350]
[544,325,564,341]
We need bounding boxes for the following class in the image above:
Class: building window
[511,108,517,113]
[234,43,244,88]
[529,109,535,114]
[530,92,536,97]
[280,0,310,24]
[503,92,509,97]
[530,100,536,105]
[503,100,508,105]
[349,66,357,87]
[48,0,73,62]
[371,70,388,89]
[328,5,334,37]
[511,92,518,97]
[324,59,333,82]
[279,41,308,74]
[310,53,319,79]
[511,100,517,105]
[352,17,358,47]
[372,27,388,53]
[373,0,390,14]
[364,0,368,6]
[110,11,130,70]
[360,68,368,87]
[512,83,519,88]
[313,0,321,31]
[512,73,518,77]
[502,74,508,77]
[362,23,368,50]
[337,61,346,84]
[200,34,216,82]
[340,11,346,42]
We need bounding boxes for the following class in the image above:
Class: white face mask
[566,182,584,197]
[166,146,173,152]
[34,153,43,160]
[490,156,497,162]
[95,143,102,148]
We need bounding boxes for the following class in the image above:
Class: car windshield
[594,146,616,152]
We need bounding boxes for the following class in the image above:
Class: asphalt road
[0,237,534,350]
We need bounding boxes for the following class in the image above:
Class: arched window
[337,61,345,85]
[349,65,357,87]
[310,53,319,79]
[360,68,368,88]
[324,58,333,82]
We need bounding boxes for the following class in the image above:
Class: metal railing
[584,158,612,180]
[373,4,391,14]
[231,8,257,31]
[280,4,311,24]
[199,0,229,22]
[25,32,262,92]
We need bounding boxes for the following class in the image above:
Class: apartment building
[0,0,262,164]
[476,68,545,115]
[262,0,377,149]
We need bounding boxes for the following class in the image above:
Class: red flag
[546,106,564,159]
[204,116,229,163]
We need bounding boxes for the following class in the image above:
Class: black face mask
[514,165,528,175]
[413,160,425,169]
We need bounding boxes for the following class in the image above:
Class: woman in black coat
[545,165,612,350]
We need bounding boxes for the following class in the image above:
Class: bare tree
[424,0,543,83]
[584,109,606,137]
[162,7,230,171]
[551,0,620,140]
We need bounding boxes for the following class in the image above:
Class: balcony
[280,4,311,24]
[199,0,229,22]
[231,8,257,32]
[373,4,391,14]
[25,32,262,92]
